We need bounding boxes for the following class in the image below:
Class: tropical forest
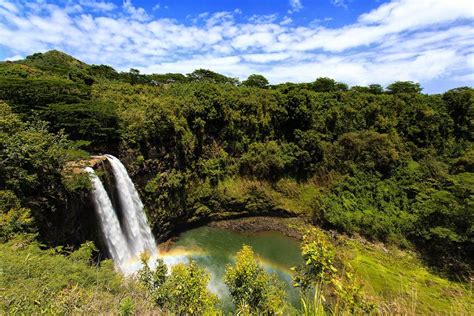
[0,48,472,315]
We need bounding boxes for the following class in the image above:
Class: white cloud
[331,0,347,9]
[79,0,116,12]
[280,16,293,25]
[4,54,23,61]
[248,14,278,24]
[243,53,292,63]
[0,0,18,13]
[123,0,150,21]
[452,73,474,83]
[289,0,303,13]
[0,0,472,92]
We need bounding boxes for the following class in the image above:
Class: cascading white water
[105,155,158,258]
[85,167,132,272]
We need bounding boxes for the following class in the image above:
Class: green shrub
[138,258,219,314]
[224,245,287,314]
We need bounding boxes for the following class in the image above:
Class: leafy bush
[240,141,296,180]
[293,229,375,315]
[224,245,287,314]
[138,257,218,314]
[316,172,414,245]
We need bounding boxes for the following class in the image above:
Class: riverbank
[208,216,307,240]
[159,215,309,252]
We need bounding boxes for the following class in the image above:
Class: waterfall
[85,167,132,272]
[105,155,158,257]
[85,156,158,275]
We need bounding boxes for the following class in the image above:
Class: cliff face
[42,156,110,252]
[65,155,108,173]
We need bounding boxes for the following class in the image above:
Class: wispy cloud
[79,0,116,12]
[0,0,472,91]
[331,0,347,9]
[248,14,278,24]
[4,54,23,61]
[123,0,150,21]
[289,0,303,13]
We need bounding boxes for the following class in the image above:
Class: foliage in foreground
[224,245,288,315]
[293,229,375,315]
[0,236,156,314]
[138,254,219,314]
[2,227,472,315]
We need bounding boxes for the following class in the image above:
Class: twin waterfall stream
[85,155,159,275]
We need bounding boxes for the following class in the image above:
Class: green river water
[162,226,303,311]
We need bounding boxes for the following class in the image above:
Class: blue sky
[0,0,473,93]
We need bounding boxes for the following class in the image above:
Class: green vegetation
[293,228,375,315]
[138,255,219,314]
[0,100,90,245]
[344,240,473,314]
[224,245,288,314]
[0,236,157,314]
[0,50,472,314]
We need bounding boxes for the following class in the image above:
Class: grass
[0,235,158,314]
[343,240,473,315]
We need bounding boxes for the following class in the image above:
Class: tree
[224,245,287,314]
[242,74,269,88]
[293,129,326,177]
[147,73,187,84]
[312,77,347,92]
[88,64,120,80]
[397,94,453,152]
[294,229,375,314]
[368,84,384,94]
[351,84,383,94]
[273,88,316,139]
[386,81,422,94]
[0,77,91,114]
[187,69,239,85]
[293,230,337,294]
[239,141,295,180]
[411,172,474,276]
[443,87,473,140]
[335,82,348,91]
[0,101,84,244]
[332,131,403,176]
[138,259,218,314]
[138,255,168,293]
[312,77,337,92]
[129,68,141,85]
[40,101,121,151]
